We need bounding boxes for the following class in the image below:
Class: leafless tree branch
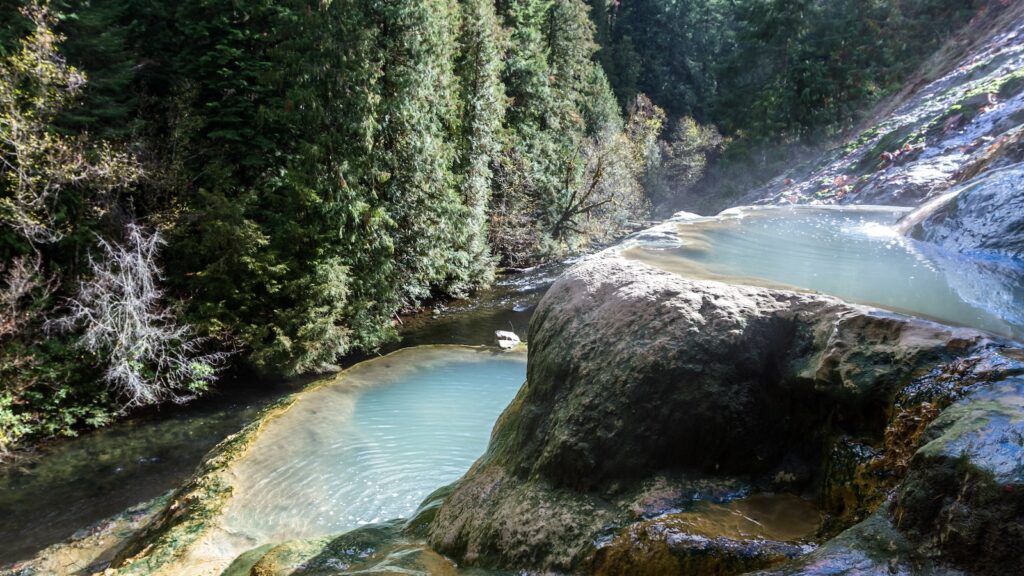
[50,224,227,409]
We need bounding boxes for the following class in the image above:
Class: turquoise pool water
[219,347,526,547]
[623,206,1024,339]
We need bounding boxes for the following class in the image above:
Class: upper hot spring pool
[207,346,525,560]
[621,205,1024,339]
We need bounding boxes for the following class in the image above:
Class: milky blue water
[220,347,526,547]
[623,206,1024,339]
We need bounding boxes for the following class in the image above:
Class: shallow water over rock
[590,493,822,575]
[669,494,821,543]
[0,392,280,566]
[217,347,525,553]
[622,205,1024,339]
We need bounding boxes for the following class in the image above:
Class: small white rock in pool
[495,330,520,349]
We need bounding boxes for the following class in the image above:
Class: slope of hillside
[741,0,1024,208]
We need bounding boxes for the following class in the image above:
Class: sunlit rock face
[733,3,1024,214]
[428,251,1024,575]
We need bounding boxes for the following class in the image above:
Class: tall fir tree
[370,0,470,305]
[453,0,507,289]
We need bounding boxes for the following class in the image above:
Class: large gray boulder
[427,252,1022,574]
[894,375,1024,573]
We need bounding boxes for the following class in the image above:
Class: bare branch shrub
[550,109,663,243]
[52,224,226,409]
[489,149,547,267]
[573,129,650,241]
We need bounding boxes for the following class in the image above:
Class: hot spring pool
[622,205,1024,339]
[218,346,526,551]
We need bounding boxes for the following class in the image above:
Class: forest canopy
[0,0,982,455]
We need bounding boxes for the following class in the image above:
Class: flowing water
[622,205,1024,339]
[218,347,526,548]
[665,493,821,543]
[0,390,288,566]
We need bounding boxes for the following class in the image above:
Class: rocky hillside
[741,0,1024,209]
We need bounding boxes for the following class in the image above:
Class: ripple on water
[219,347,526,549]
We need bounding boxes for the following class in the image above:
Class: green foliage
[589,0,735,121]
[453,0,507,289]
[647,115,725,210]
[53,0,142,139]
[371,0,468,303]
[0,1,139,245]
[0,2,142,454]
[590,0,981,141]
[0,0,642,431]
[487,0,652,265]
[161,0,499,374]
[0,333,115,455]
[0,390,31,452]
[162,0,360,375]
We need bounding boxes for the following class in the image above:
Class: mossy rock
[427,254,1018,572]
[893,377,1024,575]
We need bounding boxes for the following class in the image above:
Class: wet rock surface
[231,522,462,576]
[587,495,819,576]
[894,375,1024,575]
[752,510,965,576]
[427,252,1024,574]
[0,496,168,576]
[905,164,1024,258]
